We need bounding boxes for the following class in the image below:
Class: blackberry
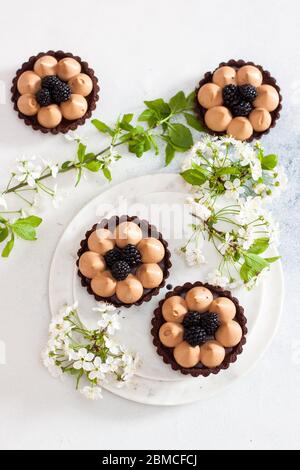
[231,100,252,117]
[200,313,220,336]
[111,260,131,281]
[184,326,207,347]
[41,75,61,90]
[222,84,240,107]
[183,311,201,329]
[105,248,123,268]
[51,82,71,104]
[239,84,257,102]
[36,88,52,106]
[122,244,142,267]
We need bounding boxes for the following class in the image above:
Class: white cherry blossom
[80,386,103,400]
[72,348,95,371]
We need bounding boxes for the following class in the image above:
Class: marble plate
[49,173,284,406]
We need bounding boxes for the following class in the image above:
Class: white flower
[236,142,257,166]
[187,199,211,221]
[206,269,230,288]
[41,350,63,378]
[103,354,122,373]
[0,195,7,210]
[236,197,262,224]
[47,334,66,351]
[245,267,270,290]
[185,246,206,266]
[224,178,244,199]
[237,226,256,251]
[217,232,233,255]
[41,348,54,368]
[104,337,121,355]
[88,357,110,381]
[49,317,72,337]
[250,159,262,181]
[15,156,42,187]
[56,301,78,321]
[228,279,243,290]
[93,302,116,313]
[97,313,120,335]
[65,131,84,143]
[272,165,288,197]
[47,363,63,378]
[71,348,95,371]
[80,386,103,400]
[253,183,267,196]
[42,159,59,178]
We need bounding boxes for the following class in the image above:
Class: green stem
[3,142,124,196]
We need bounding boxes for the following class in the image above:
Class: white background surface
[0,0,299,450]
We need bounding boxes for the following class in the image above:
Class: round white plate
[49,173,284,406]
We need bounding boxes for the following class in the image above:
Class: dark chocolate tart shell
[77,215,172,308]
[151,281,247,377]
[11,50,100,134]
[195,59,282,142]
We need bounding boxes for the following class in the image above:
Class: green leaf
[91,119,114,137]
[0,227,8,243]
[102,167,112,181]
[181,169,207,186]
[168,123,193,150]
[169,91,187,113]
[149,135,159,155]
[144,98,170,116]
[75,168,82,187]
[122,113,133,124]
[16,216,42,227]
[240,263,251,282]
[129,142,144,158]
[119,114,134,131]
[186,90,196,108]
[244,253,269,273]
[143,135,152,152]
[0,215,7,223]
[165,143,175,166]
[183,113,205,132]
[261,154,278,170]
[118,133,131,144]
[84,161,101,172]
[138,109,157,126]
[256,146,264,162]
[248,237,269,254]
[2,234,14,258]
[83,152,96,163]
[264,256,281,263]
[77,143,86,163]
[12,221,37,241]
[61,160,73,171]
[216,166,240,176]
[191,162,211,178]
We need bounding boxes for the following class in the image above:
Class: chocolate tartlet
[151,282,247,377]
[77,215,172,308]
[11,50,100,134]
[195,59,282,142]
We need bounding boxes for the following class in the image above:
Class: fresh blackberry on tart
[12,51,99,133]
[152,282,247,377]
[77,216,171,307]
[195,60,282,142]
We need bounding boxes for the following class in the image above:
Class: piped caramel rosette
[11,50,99,134]
[77,216,172,308]
[195,59,282,141]
[151,282,247,377]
